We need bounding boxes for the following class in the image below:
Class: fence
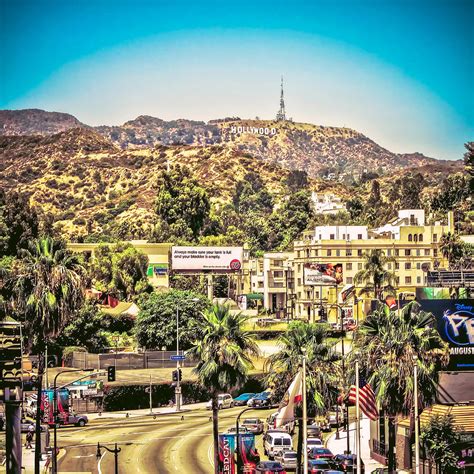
[70,350,196,370]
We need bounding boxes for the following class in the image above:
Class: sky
[0,0,473,160]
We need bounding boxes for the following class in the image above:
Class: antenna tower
[275,76,286,121]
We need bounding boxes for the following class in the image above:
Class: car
[327,406,344,427]
[206,393,234,410]
[242,418,265,434]
[274,450,297,470]
[307,423,322,438]
[308,459,335,473]
[227,426,250,434]
[308,447,334,460]
[333,454,365,473]
[248,391,272,408]
[306,437,323,451]
[20,418,48,433]
[255,460,287,474]
[234,392,256,406]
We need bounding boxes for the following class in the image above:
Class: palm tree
[265,322,340,474]
[439,232,464,269]
[354,249,396,300]
[12,237,85,473]
[350,302,449,472]
[188,303,259,474]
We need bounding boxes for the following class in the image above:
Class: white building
[372,209,426,240]
[313,225,368,241]
[311,192,346,215]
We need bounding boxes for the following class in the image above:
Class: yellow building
[68,241,172,288]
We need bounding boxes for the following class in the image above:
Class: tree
[399,173,425,209]
[350,302,450,472]
[285,170,309,192]
[155,165,210,240]
[0,190,39,257]
[420,414,461,473]
[135,290,210,350]
[265,322,340,473]
[439,232,465,269]
[11,237,85,473]
[232,172,273,215]
[463,141,474,192]
[354,249,396,300]
[88,243,151,300]
[188,304,259,474]
[346,198,364,221]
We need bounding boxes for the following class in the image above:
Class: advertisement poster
[218,434,236,474]
[218,433,258,474]
[41,389,70,423]
[303,263,343,286]
[419,299,474,370]
[172,247,243,272]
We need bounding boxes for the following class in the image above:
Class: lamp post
[413,355,420,474]
[112,335,120,371]
[96,442,121,474]
[175,298,199,412]
[52,368,93,474]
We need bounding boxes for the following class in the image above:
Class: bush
[62,346,87,366]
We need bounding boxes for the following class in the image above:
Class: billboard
[303,263,343,286]
[218,433,258,474]
[419,299,474,371]
[172,247,243,272]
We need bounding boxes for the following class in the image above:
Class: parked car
[242,418,264,434]
[308,459,335,473]
[248,391,272,408]
[308,447,334,460]
[333,454,365,473]
[306,437,323,451]
[263,430,293,459]
[227,426,250,434]
[234,392,256,406]
[274,450,297,471]
[206,393,234,410]
[256,461,286,474]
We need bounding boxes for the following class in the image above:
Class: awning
[245,293,264,301]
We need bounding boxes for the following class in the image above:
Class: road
[57,405,275,473]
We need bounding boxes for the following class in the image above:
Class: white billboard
[172,246,243,272]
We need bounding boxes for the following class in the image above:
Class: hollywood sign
[230,125,277,136]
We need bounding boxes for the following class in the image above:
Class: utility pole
[149,375,153,415]
[413,355,420,474]
[302,348,308,474]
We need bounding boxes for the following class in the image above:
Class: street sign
[170,355,185,361]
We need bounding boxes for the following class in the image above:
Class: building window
[395,263,400,270]
[419,234,423,242]
[396,277,400,284]
[297,251,301,258]
[405,262,411,270]
[327,249,332,257]
[424,249,430,256]
[414,234,418,243]
[387,249,392,256]
[346,249,352,256]
[387,263,392,270]
[298,292,301,298]
[357,249,363,257]
[416,249,421,256]
[314,249,318,256]
[417,276,421,284]
[358,234,363,240]
[347,277,353,284]
[258,281,264,288]
[416,263,421,270]
[408,234,413,242]
[306,249,310,258]
[405,249,411,256]
[342,234,346,240]
[318,235,322,240]
[273,271,283,278]
[307,291,311,298]
[358,263,363,270]
[298,278,302,285]
[405,276,412,284]
[395,249,399,256]
[434,249,438,257]
[433,234,438,243]
[330,234,335,240]
[315,291,320,299]
[346,263,352,270]
[336,249,340,257]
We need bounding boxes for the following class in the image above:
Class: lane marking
[97,451,106,474]
[208,443,214,467]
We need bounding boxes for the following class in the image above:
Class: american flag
[348,376,378,421]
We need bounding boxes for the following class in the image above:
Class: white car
[274,450,298,470]
[206,393,234,410]
[306,437,323,451]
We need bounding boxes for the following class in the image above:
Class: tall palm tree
[12,237,85,474]
[188,304,259,474]
[265,322,340,474]
[354,249,396,300]
[350,302,449,472]
[439,232,464,269]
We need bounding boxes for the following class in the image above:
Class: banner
[172,246,243,272]
[218,433,258,474]
[41,389,70,424]
[218,434,236,474]
[303,263,343,286]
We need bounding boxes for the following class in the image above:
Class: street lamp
[175,298,200,411]
[96,442,121,474]
[52,368,93,474]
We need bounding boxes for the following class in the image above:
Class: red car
[308,447,334,460]
[255,461,287,474]
[308,459,334,473]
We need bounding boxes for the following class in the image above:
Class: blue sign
[170,355,185,361]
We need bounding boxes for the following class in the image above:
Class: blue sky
[0,0,472,159]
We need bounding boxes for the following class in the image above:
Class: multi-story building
[311,192,346,215]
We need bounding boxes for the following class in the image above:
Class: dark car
[256,460,287,474]
[308,447,334,460]
[234,392,256,406]
[308,458,334,473]
[334,454,365,473]
[248,391,272,408]
[307,423,322,438]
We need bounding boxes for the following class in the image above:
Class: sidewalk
[326,417,385,472]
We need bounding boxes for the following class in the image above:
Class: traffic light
[178,369,182,381]
[107,366,116,382]
[172,370,178,382]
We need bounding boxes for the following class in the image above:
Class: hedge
[102,376,265,411]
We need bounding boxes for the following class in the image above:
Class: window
[342,234,346,240]
[408,234,413,242]
[414,234,418,243]
[387,263,392,270]
[433,234,438,243]
[416,249,421,256]
[306,249,310,258]
[387,249,392,256]
[395,249,399,256]
[298,292,301,298]
[273,260,283,266]
[318,235,322,240]
[258,281,264,288]
[419,234,423,242]
[416,263,421,270]
[273,282,284,288]
[357,249,363,257]
[405,249,411,256]
[315,291,320,299]
[346,249,352,256]
[346,263,352,271]
[307,291,311,298]
[327,249,332,257]
[358,234,363,240]
[417,276,421,284]
[396,277,400,284]
[298,278,302,285]
[395,263,400,270]
[434,249,438,257]
[330,234,335,240]
[297,251,301,258]
[405,276,412,284]
[424,249,430,256]
[347,277,353,284]
[314,249,318,256]
[273,271,283,278]
[358,263,363,270]
[298,264,302,272]
[405,262,411,270]
[336,249,340,257]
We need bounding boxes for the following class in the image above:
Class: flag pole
[355,357,361,474]
[302,348,308,474]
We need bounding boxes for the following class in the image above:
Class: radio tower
[275,76,286,121]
